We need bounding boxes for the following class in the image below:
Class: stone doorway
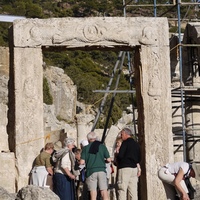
[9,17,172,200]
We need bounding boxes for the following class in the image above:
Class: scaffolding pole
[101,52,126,143]
[123,0,198,160]
[91,51,124,132]
[177,0,187,162]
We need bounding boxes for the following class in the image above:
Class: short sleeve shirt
[166,162,190,175]
[35,151,52,168]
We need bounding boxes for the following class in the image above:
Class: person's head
[87,131,97,143]
[63,138,75,150]
[120,127,133,141]
[115,138,123,148]
[44,142,54,154]
[80,139,89,149]
[190,163,200,181]
[74,148,81,160]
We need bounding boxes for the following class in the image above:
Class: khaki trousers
[117,167,138,200]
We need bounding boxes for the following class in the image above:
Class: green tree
[25,3,43,18]
[43,76,53,105]
[0,22,10,47]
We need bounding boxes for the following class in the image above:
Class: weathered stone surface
[0,104,9,152]
[0,186,16,200]
[8,47,44,191]
[0,153,15,193]
[44,66,77,122]
[16,185,59,200]
[0,47,9,76]
[0,47,9,152]
[13,17,169,48]
[0,74,8,104]
[135,45,173,200]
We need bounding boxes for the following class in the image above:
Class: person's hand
[137,169,141,177]
[180,193,190,200]
[70,174,76,180]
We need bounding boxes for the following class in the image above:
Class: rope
[16,132,54,146]
[170,43,180,52]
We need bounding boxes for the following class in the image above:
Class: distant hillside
[0,0,199,46]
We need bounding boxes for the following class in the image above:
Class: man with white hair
[80,131,111,200]
[116,127,141,200]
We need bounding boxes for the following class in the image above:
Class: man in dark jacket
[117,127,141,200]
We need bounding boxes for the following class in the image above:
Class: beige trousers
[117,167,138,200]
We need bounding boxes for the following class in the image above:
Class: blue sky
[0,15,26,22]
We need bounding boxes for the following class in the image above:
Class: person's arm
[103,145,111,163]
[137,163,141,177]
[61,153,75,179]
[45,155,54,175]
[106,157,111,163]
[174,168,190,200]
[46,167,54,175]
[63,167,75,179]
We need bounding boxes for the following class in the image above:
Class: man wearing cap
[158,161,200,200]
[80,139,89,149]
[80,131,111,200]
[116,127,141,200]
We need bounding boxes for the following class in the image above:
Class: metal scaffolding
[123,0,200,162]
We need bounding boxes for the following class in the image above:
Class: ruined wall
[0,47,15,193]
[0,47,9,152]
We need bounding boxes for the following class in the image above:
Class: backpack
[184,164,196,199]
[184,177,196,199]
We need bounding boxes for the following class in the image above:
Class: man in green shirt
[80,131,111,200]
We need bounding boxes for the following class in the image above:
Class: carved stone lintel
[13,17,168,48]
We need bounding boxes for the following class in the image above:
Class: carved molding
[13,17,169,48]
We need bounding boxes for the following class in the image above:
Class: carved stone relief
[13,17,168,48]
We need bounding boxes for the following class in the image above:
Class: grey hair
[87,132,97,141]
[122,127,133,136]
[63,138,75,147]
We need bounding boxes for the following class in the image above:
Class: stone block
[0,104,9,151]
[0,153,15,193]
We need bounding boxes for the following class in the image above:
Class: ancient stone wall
[0,47,9,152]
